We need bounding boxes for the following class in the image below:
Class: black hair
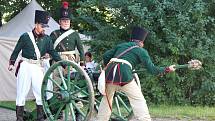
[85,52,92,58]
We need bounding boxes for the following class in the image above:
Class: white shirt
[85,60,98,72]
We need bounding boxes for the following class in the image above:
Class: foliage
[1,0,215,105]
[0,0,29,21]
[77,0,215,105]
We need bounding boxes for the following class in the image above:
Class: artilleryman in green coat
[97,27,176,121]
[50,29,85,61]
[10,32,61,65]
[103,42,168,85]
[50,1,85,63]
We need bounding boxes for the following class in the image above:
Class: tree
[0,12,2,27]
[77,0,215,105]
[0,0,82,30]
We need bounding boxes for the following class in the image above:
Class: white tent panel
[0,37,34,100]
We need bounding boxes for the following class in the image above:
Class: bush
[77,0,215,105]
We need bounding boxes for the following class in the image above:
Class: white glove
[97,70,106,95]
[168,65,176,72]
[8,65,15,71]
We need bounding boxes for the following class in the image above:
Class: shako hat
[35,10,50,27]
[60,1,70,20]
[131,27,148,41]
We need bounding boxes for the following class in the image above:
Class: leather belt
[59,51,76,55]
[21,57,41,65]
[110,58,132,69]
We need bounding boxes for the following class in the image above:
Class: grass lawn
[150,104,215,120]
[0,101,215,120]
[0,101,35,111]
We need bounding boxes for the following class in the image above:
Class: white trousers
[42,59,53,100]
[97,80,152,121]
[16,61,44,106]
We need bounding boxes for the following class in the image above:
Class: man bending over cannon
[96,27,176,121]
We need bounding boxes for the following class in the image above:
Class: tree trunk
[0,12,2,27]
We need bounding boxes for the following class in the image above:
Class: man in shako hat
[49,1,84,120]
[8,10,62,121]
[50,1,84,65]
[96,27,176,121]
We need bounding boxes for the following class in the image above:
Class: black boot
[75,110,83,121]
[36,105,45,121]
[16,106,24,121]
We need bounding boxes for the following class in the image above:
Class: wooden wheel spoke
[48,101,64,108]
[66,65,71,90]
[72,97,89,103]
[71,101,86,117]
[48,76,64,90]
[111,112,127,121]
[64,104,69,121]
[57,66,68,90]
[68,103,76,121]
[115,97,121,116]
[116,95,131,113]
[45,89,61,95]
[69,81,89,96]
[54,104,65,120]
[70,86,88,96]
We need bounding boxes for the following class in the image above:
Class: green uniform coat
[10,32,61,65]
[103,42,166,85]
[50,29,85,61]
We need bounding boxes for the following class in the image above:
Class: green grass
[0,101,35,111]
[150,104,215,120]
[0,101,215,120]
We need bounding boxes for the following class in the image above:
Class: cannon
[0,60,134,121]
[41,59,202,121]
[41,60,135,121]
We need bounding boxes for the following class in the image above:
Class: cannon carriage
[41,59,202,121]
[41,60,134,121]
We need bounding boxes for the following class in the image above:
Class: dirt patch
[0,108,16,121]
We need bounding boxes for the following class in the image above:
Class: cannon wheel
[41,60,95,121]
[94,73,141,121]
[94,91,133,121]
